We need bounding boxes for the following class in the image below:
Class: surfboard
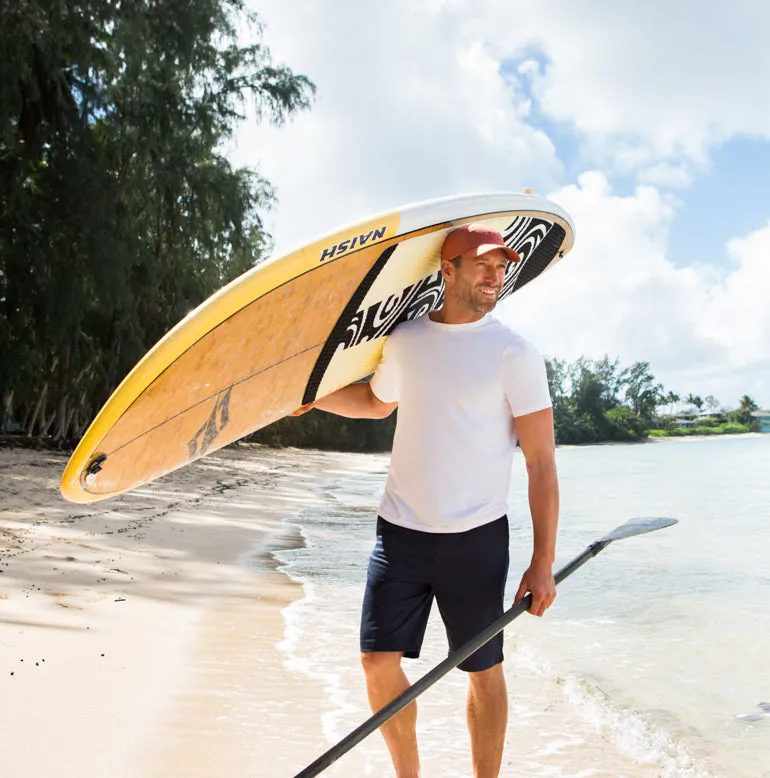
[60,192,575,503]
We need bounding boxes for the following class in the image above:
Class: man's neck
[429,305,487,325]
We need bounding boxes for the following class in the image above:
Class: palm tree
[737,395,759,424]
[664,391,681,415]
[685,393,703,411]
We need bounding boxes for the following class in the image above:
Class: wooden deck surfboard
[60,193,575,503]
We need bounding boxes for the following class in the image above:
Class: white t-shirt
[370,313,551,533]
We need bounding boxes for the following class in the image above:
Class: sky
[229,0,770,409]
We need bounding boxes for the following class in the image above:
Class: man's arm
[513,406,559,617]
[294,382,398,420]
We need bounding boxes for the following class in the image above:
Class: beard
[453,279,499,315]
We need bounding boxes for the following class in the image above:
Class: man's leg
[361,651,420,778]
[467,663,508,778]
[432,516,510,775]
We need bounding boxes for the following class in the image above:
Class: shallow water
[274,436,770,777]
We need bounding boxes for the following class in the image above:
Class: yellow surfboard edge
[59,212,400,503]
[60,193,575,503]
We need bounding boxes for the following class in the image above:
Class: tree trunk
[52,343,72,440]
[39,408,56,437]
[27,383,48,436]
[53,392,69,441]
[1,389,13,431]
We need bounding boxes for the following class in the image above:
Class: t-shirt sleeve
[501,339,552,417]
[369,334,399,403]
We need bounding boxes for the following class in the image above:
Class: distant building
[672,410,696,428]
[751,410,770,433]
[697,409,726,423]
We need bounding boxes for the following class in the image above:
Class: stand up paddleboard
[61,192,575,503]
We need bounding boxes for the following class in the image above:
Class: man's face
[445,248,508,315]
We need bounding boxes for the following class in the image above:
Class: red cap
[441,223,521,265]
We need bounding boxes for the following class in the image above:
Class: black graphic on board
[188,386,232,459]
[302,245,398,405]
[302,217,566,404]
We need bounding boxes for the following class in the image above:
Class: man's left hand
[514,562,556,617]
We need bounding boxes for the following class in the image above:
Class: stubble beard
[457,282,499,316]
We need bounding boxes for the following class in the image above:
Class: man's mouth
[478,287,499,298]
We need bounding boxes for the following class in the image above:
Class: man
[303,223,559,778]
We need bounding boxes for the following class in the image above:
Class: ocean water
[273,436,770,777]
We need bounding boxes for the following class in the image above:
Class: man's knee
[468,662,506,693]
[361,650,403,677]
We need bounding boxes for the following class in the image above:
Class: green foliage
[546,355,665,444]
[685,393,703,410]
[731,394,759,425]
[544,356,757,445]
[604,406,647,440]
[652,422,750,438]
[622,361,664,427]
[720,422,750,434]
[0,0,315,438]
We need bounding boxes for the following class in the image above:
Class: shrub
[717,422,749,434]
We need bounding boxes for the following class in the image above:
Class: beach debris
[114,597,126,602]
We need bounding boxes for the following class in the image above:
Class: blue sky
[666,138,770,270]
[232,0,770,408]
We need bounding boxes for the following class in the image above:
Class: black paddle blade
[600,517,678,544]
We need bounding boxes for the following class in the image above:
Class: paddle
[293,516,678,778]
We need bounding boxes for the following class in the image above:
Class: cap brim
[460,243,521,264]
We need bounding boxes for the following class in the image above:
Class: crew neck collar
[425,313,491,331]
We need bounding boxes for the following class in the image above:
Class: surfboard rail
[61,192,575,503]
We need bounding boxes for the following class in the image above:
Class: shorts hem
[457,651,504,673]
[360,645,421,659]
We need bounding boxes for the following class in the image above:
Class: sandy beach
[0,444,370,778]
[3,436,768,778]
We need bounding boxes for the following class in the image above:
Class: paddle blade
[600,517,678,544]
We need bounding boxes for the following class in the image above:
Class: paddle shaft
[293,539,609,778]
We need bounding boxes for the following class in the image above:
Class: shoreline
[0,444,370,777]
[2,428,763,459]
[556,431,764,449]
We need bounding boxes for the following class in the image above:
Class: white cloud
[233,0,562,256]
[638,164,693,189]
[227,1,770,407]
[707,223,770,368]
[498,175,770,407]
[477,0,770,172]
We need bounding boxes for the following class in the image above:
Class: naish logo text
[319,226,387,262]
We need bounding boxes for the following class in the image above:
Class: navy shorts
[360,515,509,672]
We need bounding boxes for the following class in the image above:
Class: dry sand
[0,444,370,778]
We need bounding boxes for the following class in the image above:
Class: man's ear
[440,258,454,282]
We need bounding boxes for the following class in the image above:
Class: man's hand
[514,561,556,617]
